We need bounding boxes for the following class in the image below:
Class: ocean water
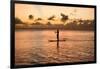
[15,30,94,65]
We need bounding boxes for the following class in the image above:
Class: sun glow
[15,3,94,24]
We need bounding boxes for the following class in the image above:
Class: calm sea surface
[15,30,94,65]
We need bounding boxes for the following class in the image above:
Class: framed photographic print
[11,0,96,68]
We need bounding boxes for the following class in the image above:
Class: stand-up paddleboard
[48,39,66,42]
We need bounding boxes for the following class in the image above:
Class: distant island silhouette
[15,15,94,31]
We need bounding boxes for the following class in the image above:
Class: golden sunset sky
[15,3,94,24]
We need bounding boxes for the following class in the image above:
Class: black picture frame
[10,0,97,68]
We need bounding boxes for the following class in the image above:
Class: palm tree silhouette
[60,13,68,24]
[48,15,55,20]
[28,15,34,20]
[35,18,42,21]
[15,17,23,24]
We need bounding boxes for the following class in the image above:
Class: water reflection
[15,30,94,65]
